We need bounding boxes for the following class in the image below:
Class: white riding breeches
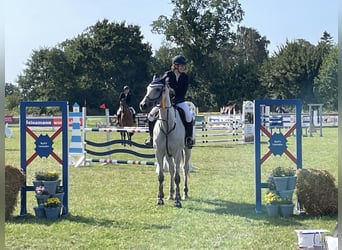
[176,102,193,123]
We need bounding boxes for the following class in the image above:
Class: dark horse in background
[118,99,135,143]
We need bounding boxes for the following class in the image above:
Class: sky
[4,0,338,84]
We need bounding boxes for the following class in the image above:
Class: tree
[5,83,20,113]
[61,19,152,114]
[18,19,153,114]
[18,47,75,102]
[313,46,338,111]
[152,0,244,110]
[259,39,325,105]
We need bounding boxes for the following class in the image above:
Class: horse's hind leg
[128,132,133,146]
[183,169,189,200]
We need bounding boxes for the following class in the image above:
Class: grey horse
[139,78,191,208]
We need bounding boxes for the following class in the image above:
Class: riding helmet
[123,85,129,90]
[172,55,187,65]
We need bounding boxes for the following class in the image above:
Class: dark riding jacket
[160,71,188,104]
[119,92,132,106]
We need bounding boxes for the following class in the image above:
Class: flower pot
[279,204,294,217]
[278,189,294,201]
[272,177,288,191]
[33,206,46,218]
[33,180,43,187]
[287,176,297,190]
[265,204,279,216]
[35,194,50,207]
[44,206,61,220]
[53,192,64,203]
[42,180,60,194]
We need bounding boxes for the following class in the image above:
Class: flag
[99,103,106,109]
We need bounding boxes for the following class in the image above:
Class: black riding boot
[185,121,194,149]
[145,120,156,147]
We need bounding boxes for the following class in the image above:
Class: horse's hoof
[183,194,188,200]
[168,195,174,200]
[156,199,164,205]
[174,200,182,208]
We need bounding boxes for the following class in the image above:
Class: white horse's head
[139,77,165,113]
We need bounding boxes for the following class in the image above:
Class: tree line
[5,0,337,115]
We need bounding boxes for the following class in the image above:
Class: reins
[157,84,177,157]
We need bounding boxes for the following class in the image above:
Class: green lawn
[5,126,338,249]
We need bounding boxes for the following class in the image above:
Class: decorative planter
[33,206,46,218]
[44,206,61,220]
[265,204,279,216]
[287,176,297,190]
[35,194,50,207]
[272,177,288,191]
[33,180,43,187]
[42,180,60,195]
[54,192,64,203]
[279,204,294,217]
[278,189,294,201]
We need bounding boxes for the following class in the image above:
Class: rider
[116,85,136,125]
[145,55,194,148]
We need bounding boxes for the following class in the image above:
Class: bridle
[144,82,164,108]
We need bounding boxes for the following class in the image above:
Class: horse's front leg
[167,157,175,200]
[173,153,182,208]
[120,132,126,146]
[156,154,164,205]
[182,148,191,200]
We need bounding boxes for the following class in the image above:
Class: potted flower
[34,170,60,194]
[264,191,281,216]
[270,166,289,191]
[35,185,49,195]
[34,185,50,206]
[271,166,286,177]
[44,197,61,219]
[35,170,59,181]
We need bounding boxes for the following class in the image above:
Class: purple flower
[35,185,49,195]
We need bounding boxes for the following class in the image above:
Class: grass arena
[5,107,338,249]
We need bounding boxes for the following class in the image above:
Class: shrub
[296,168,337,215]
[5,165,25,220]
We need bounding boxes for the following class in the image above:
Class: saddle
[176,106,187,128]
